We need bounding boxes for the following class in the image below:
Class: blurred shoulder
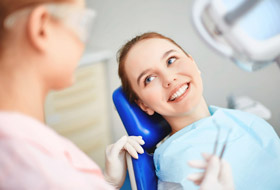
[212,106,265,126]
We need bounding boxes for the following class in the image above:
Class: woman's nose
[163,76,176,88]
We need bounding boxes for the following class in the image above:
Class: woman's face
[44,0,87,89]
[46,18,84,89]
[125,38,203,119]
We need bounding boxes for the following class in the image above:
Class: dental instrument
[212,120,232,159]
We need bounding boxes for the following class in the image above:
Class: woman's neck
[165,98,210,135]
[0,61,46,122]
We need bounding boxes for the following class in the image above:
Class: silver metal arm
[192,0,280,71]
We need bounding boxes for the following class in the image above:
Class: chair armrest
[126,153,137,190]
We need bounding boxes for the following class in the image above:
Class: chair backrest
[113,87,171,190]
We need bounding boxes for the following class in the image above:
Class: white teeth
[170,84,189,101]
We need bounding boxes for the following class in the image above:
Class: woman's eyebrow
[161,49,176,60]
[137,69,150,86]
[136,50,177,86]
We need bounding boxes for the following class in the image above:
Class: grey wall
[86,0,280,141]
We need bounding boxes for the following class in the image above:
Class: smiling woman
[117,32,280,190]
[118,32,208,132]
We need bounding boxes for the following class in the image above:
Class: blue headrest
[113,87,171,150]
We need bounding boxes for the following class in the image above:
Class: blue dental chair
[113,87,171,190]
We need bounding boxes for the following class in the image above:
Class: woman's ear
[135,99,155,115]
[26,5,51,52]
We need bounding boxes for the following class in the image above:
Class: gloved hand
[187,153,235,190]
[104,136,145,189]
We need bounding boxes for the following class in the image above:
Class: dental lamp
[192,0,280,71]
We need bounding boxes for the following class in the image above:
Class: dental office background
[44,0,280,169]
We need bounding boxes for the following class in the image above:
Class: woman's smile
[168,82,190,102]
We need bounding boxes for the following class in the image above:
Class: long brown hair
[117,32,190,102]
[0,0,74,51]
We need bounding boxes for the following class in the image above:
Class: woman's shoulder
[211,106,262,125]
[212,106,278,138]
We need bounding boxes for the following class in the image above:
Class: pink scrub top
[0,112,115,190]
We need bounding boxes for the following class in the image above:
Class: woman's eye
[144,76,156,85]
[167,57,176,65]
